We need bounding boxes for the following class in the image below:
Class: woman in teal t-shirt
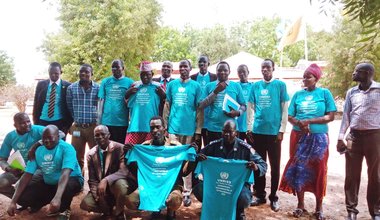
[279,64,337,220]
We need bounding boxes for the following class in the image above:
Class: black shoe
[183,194,192,207]
[236,209,246,220]
[250,197,266,206]
[346,212,357,220]
[270,200,280,212]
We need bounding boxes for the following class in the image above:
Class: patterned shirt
[66,81,100,123]
[338,81,380,140]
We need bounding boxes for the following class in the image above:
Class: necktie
[163,79,167,91]
[48,83,56,118]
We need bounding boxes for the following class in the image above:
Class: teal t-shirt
[166,79,202,136]
[99,76,134,126]
[127,82,161,133]
[249,79,289,135]
[237,82,252,132]
[195,156,253,220]
[126,144,196,211]
[195,72,212,90]
[203,81,246,132]
[0,125,45,162]
[40,82,63,121]
[289,87,337,133]
[25,140,83,186]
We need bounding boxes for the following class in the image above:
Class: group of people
[0,56,378,220]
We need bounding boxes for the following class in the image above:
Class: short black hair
[49,62,62,71]
[13,112,28,122]
[112,59,125,69]
[150,116,165,128]
[216,61,230,71]
[263,59,275,68]
[80,63,93,73]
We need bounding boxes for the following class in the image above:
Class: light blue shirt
[237,82,252,132]
[203,81,246,132]
[126,144,196,211]
[195,156,253,220]
[40,81,63,121]
[25,140,83,186]
[249,79,289,135]
[0,125,45,162]
[127,82,161,133]
[99,76,134,126]
[166,79,202,136]
[289,87,337,133]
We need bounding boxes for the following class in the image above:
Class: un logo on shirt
[140,88,147,93]
[178,87,186,93]
[220,172,229,180]
[44,154,53,161]
[305,95,313,101]
[17,142,26,149]
[261,89,269,95]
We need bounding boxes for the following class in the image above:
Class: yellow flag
[278,17,305,51]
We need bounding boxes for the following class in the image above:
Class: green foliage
[319,17,380,98]
[0,51,16,88]
[151,27,196,62]
[41,0,162,82]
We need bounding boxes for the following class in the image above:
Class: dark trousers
[238,132,247,142]
[193,182,251,219]
[345,129,380,217]
[39,119,69,140]
[107,126,128,144]
[201,128,209,147]
[206,130,222,144]
[250,133,281,202]
[18,177,82,212]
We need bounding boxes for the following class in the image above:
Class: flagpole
[304,19,308,61]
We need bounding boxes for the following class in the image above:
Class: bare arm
[48,168,72,213]
[7,173,33,216]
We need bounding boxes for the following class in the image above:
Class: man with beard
[66,64,100,171]
[191,55,217,147]
[0,113,44,199]
[98,59,134,144]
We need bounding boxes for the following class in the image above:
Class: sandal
[293,208,304,218]
[314,211,325,220]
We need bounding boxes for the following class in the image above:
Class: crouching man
[80,125,131,220]
[7,125,83,220]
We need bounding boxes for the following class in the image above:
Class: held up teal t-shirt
[203,81,246,132]
[25,140,83,186]
[249,79,289,135]
[289,87,337,133]
[126,144,196,211]
[127,82,161,133]
[99,76,134,126]
[166,79,202,136]
[195,156,253,220]
[0,125,45,162]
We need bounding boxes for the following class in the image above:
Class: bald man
[337,62,380,220]
[7,125,83,220]
[80,125,131,219]
[0,113,45,199]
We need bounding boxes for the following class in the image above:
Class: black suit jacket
[190,72,217,82]
[33,79,73,132]
[152,77,175,83]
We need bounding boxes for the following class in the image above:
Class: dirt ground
[0,107,372,220]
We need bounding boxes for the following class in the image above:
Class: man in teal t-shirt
[199,61,247,143]
[190,55,217,147]
[98,59,134,144]
[0,113,44,199]
[125,116,197,220]
[236,64,253,141]
[7,125,83,220]
[125,61,166,145]
[247,59,289,211]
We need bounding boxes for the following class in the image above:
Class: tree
[320,17,380,98]
[150,27,196,62]
[41,0,161,82]
[0,51,16,88]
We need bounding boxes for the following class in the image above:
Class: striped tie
[48,83,56,118]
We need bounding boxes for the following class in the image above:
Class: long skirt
[279,130,329,199]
